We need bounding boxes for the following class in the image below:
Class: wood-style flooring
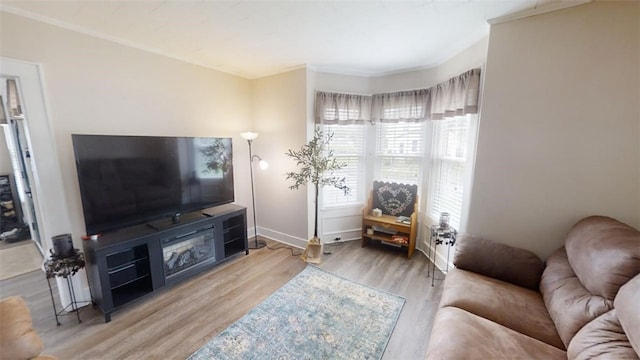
[0,239,443,359]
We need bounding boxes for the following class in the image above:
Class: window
[322,124,366,207]
[375,121,425,185]
[427,115,473,230]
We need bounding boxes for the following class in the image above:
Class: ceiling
[2,1,565,79]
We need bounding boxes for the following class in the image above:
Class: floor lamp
[240,131,268,249]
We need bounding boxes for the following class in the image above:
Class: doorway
[1,77,42,253]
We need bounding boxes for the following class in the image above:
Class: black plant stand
[428,226,457,286]
[44,250,85,326]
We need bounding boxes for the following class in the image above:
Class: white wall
[466,1,640,259]
[250,68,310,247]
[0,12,252,249]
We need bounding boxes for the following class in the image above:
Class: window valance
[313,91,372,125]
[429,68,480,120]
[315,68,481,124]
[371,89,430,123]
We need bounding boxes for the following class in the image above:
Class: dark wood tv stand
[83,204,247,322]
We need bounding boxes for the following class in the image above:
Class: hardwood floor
[0,239,443,359]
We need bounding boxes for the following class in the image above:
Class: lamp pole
[247,138,265,249]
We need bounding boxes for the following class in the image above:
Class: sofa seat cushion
[567,309,639,360]
[541,247,613,347]
[440,268,564,349]
[425,307,567,360]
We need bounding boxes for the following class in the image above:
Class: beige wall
[370,37,488,94]
[250,68,309,245]
[466,1,640,259]
[0,12,252,246]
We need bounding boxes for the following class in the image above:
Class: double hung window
[427,115,473,230]
[374,122,425,186]
[321,125,366,207]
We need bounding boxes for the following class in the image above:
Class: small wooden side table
[44,250,86,325]
[428,225,457,286]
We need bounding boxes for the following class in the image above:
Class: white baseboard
[256,226,306,249]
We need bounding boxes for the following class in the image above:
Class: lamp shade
[240,131,259,141]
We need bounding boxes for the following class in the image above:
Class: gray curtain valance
[429,68,481,120]
[314,91,372,125]
[371,89,430,123]
[315,68,481,125]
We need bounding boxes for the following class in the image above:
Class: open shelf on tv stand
[83,203,248,322]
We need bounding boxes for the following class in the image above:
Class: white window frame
[426,114,478,231]
[321,123,367,209]
[373,121,427,188]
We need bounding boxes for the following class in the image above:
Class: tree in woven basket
[285,128,350,253]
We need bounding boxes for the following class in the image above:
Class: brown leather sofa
[425,216,640,359]
[0,296,56,360]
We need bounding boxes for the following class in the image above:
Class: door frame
[0,57,73,255]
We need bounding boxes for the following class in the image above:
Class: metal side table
[44,250,85,325]
[428,225,457,286]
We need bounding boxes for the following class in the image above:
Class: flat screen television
[72,134,234,235]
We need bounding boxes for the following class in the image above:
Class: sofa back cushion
[615,274,640,355]
[567,309,638,360]
[540,247,613,347]
[453,234,544,290]
[0,296,44,359]
[565,216,640,300]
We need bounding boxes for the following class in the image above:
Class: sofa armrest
[453,234,544,290]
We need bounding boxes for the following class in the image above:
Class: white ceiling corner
[0,0,587,79]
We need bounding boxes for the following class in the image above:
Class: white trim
[258,226,307,249]
[487,0,591,25]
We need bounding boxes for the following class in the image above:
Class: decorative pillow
[372,181,417,217]
[565,216,640,300]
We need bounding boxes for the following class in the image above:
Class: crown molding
[488,0,591,25]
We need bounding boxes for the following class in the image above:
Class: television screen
[72,134,234,235]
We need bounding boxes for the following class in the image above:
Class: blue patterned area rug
[188,265,405,360]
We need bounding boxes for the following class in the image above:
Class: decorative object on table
[362,181,419,259]
[44,248,86,325]
[240,131,269,250]
[188,265,405,360]
[428,224,457,286]
[285,128,350,264]
[396,216,411,224]
[391,234,409,245]
[372,181,417,217]
[51,233,74,258]
[439,212,450,229]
